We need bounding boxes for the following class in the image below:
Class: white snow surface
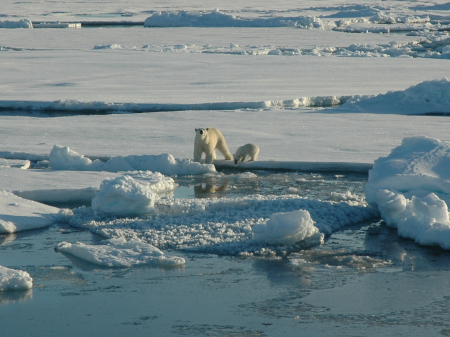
[365,136,450,249]
[55,237,185,267]
[0,265,33,291]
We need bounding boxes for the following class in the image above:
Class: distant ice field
[0,50,445,104]
[0,23,446,105]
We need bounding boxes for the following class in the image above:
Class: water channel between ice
[172,170,367,201]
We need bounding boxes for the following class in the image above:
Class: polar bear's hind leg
[250,152,258,161]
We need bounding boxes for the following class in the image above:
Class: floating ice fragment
[0,265,33,291]
[91,176,160,217]
[253,209,324,246]
[55,238,185,267]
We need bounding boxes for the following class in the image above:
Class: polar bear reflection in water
[194,127,259,165]
[194,183,228,198]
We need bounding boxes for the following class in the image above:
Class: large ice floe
[55,237,185,267]
[0,266,33,291]
[365,136,450,249]
[61,192,378,256]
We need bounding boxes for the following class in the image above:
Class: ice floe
[252,209,324,246]
[365,136,450,249]
[0,19,32,29]
[288,249,392,270]
[0,190,60,234]
[0,265,33,291]
[144,10,325,29]
[91,175,161,217]
[55,237,185,267]
[61,193,378,255]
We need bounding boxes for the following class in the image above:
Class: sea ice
[0,265,33,291]
[55,237,185,267]
[91,175,161,216]
[365,136,450,249]
[0,19,32,28]
[0,190,60,234]
[252,209,324,246]
[340,78,450,114]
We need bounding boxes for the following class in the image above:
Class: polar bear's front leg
[204,150,215,164]
[193,147,203,163]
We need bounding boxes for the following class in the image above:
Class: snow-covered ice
[55,237,185,267]
[340,78,450,114]
[252,209,324,246]
[0,190,59,234]
[365,136,450,249]
[91,175,161,217]
[0,266,33,291]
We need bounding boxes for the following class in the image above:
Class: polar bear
[194,127,233,164]
[234,143,259,164]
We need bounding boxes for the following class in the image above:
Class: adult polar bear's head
[195,128,209,139]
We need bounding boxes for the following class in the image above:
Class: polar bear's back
[237,143,259,155]
[208,127,225,144]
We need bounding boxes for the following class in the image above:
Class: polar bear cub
[194,127,233,164]
[234,143,259,164]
